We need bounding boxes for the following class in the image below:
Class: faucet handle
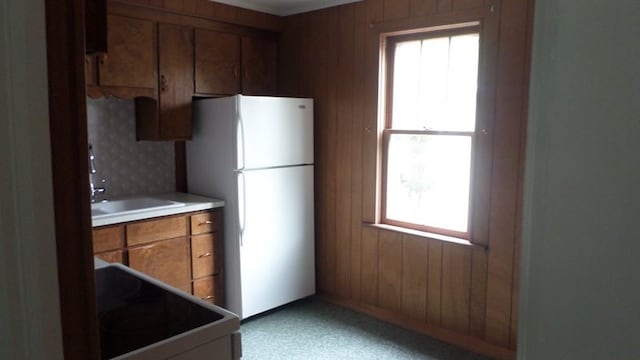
[91,179,107,203]
[96,179,107,194]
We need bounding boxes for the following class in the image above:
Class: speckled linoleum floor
[239,297,492,360]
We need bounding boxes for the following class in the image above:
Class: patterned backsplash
[86,97,175,199]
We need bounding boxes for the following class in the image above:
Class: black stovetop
[95,266,222,359]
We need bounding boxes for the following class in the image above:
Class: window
[381,27,481,239]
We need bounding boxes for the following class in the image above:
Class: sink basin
[91,197,185,219]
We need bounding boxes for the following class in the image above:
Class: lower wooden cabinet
[92,208,224,306]
[128,236,191,293]
[95,249,125,264]
[193,275,223,304]
[189,210,224,306]
[93,225,125,252]
[191,233,220,279]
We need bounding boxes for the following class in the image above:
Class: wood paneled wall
[279,0,531,358]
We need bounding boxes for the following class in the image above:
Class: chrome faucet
[89,144,106,203]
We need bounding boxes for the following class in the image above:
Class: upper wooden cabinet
[86,4,280,139]
[85,56,97,86]
[158,23,194,139]
[194,29,241,96]
[194,29,278,96]
[137,23,194,140]
[99,15,156,90]
[241,36,277,96]
[85,0,107,54]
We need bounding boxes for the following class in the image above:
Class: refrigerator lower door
[236,165,315,319]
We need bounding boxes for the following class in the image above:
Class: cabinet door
[158,23,193,139]
[190,210,221,235]
[241,36,277,95]
[128,237,191,293]
[99,15,156,89]
[191,233,220,279]
[126,215,187,247]
[95,250,125,264]
[85,56,97,86]
[85,0,107,54]
[194,29,240,95]
[193,275,223,305]
[92,225,124,253]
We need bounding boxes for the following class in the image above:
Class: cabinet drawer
[128,237,191,293]
[127,216,188,246]
[191,233,220,278]
[190,211,219,235]
[193,275,223,304]
[92,225,124,253]
[95,249,125,264]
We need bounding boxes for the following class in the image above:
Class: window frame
[380,25,485,241]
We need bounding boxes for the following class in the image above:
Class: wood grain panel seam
[374,229,379,307]
[399,232,405,311]
[470,248,489,339]
[468,249,474,334]
[424,239,430,322]
[438,241,443,324]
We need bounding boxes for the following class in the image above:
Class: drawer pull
[199,220,213,226]
[198,252,213,258]
[202,295,214,300]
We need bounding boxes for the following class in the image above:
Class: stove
[95,263,240,359]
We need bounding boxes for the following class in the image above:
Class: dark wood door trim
[45,0,100,358]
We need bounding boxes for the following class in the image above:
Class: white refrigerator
[186,95,315,319]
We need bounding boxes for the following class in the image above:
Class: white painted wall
[0,0,64,359]
[518,1,640,359]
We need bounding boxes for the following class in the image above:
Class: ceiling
[211,0,362,16]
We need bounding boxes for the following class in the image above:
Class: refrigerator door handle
[237,170,247,246]
[237,114,246,171]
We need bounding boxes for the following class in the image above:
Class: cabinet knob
[202,295,214,301]
[199,220,213,226]
[198,252,213,258]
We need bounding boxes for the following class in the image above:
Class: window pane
[392,33,479,132]
[385,134,472,233]
[391,40,422,130]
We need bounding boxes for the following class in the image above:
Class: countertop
[92,192,224,227]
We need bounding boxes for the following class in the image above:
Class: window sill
[363,223,487,250]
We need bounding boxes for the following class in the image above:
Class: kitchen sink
[95,264,240,359]
[91,197,185,219]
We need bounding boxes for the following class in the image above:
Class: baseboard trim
[319,294,516,360]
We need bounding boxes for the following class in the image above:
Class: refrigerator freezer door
[236,96,313,170]
[236,165,315,319]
